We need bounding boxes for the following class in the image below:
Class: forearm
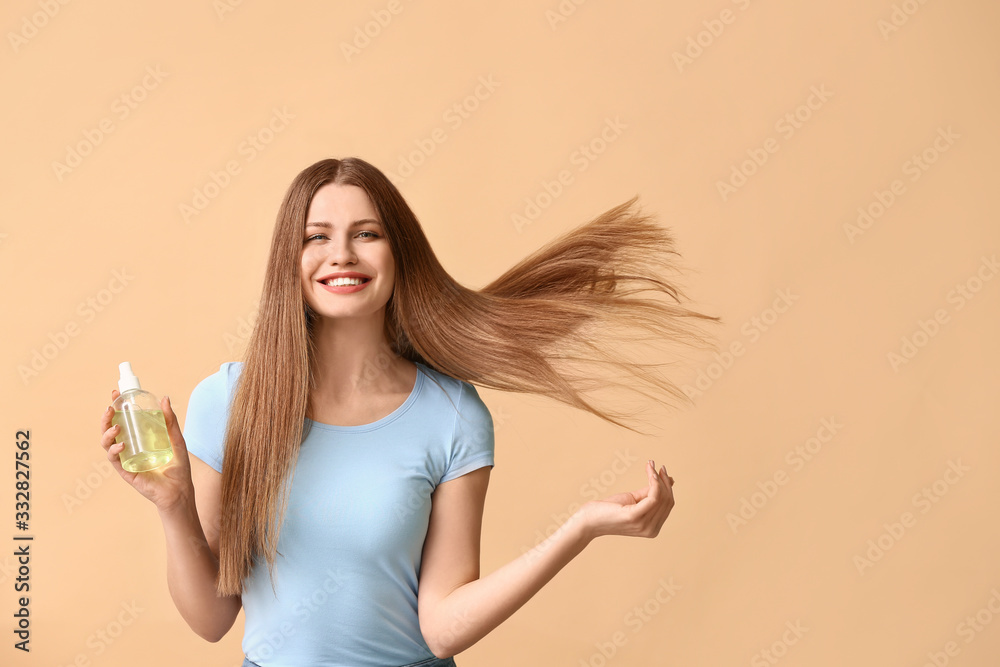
[425,511,591,658]
[158,498,241,642]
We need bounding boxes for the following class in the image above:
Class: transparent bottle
[112,362,174,472]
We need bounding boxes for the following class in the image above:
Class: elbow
[420,618,458,660]
[422,630,453,660]
[190,611,239,644]
[426,641,456,661]
[193,597,241,643]
[194,625,227,643]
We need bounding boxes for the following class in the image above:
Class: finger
[102,427,129,468]
[106,440,132,479]
[100,404,112,431]
[629,486,651,502]
[160,395,187,454]
[632,483,664,517]
[107,438,125,463]
[653,464,674,515]
[100,424,127,466]
[646,460,661,501]
[101,420,120,449]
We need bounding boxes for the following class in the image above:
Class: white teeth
[325,277,367,286]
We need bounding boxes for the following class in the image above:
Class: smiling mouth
[321,277,371,287]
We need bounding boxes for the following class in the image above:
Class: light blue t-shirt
[182,360,495,667]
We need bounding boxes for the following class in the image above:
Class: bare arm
[424,499,589,657]
[100,392,242,642]
[158,454,242,643]
[419,460,673,658]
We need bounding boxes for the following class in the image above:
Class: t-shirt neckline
[303,361,426,433]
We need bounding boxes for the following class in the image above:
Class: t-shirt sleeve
[181,363,232,474]
[441,381,495,483]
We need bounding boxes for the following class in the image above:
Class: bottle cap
[118,361,142,393]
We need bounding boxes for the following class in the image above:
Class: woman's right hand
[99,390,196,515]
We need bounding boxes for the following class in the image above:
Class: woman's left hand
[575,460,675,542]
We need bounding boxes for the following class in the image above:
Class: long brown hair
[215,157,722,597]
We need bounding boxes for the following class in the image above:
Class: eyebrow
[305,219,382,229]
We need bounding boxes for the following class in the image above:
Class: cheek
[380,248,396,277]
[301,249,317,272]
[300,255,315,288]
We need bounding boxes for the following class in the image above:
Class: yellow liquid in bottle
[112,409,173,472]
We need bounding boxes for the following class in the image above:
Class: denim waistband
[241,654,456,667]
[401,657,456,667]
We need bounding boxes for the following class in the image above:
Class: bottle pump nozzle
[118,361,142,393]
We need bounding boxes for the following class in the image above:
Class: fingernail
[648,459,655,468]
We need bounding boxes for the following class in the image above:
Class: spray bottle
[112,362,174,472]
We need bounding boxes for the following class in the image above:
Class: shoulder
[415,362,462,396]
[186,362,243,428]
[184,362,245,473]
[416,363,491,420]
[190,361,242,402]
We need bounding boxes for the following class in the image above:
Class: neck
[308,313,409,399]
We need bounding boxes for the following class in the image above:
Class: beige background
[2,0,998,665]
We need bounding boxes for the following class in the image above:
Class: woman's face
[301,183,395,322]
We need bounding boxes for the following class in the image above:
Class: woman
[98,157,719,666]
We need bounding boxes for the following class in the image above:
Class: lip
[317,272,372,295]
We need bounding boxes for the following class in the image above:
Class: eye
[304,231,380,242]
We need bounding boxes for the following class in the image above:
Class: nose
[325,235,358,265]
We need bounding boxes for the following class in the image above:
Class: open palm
[578,460,675,540]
